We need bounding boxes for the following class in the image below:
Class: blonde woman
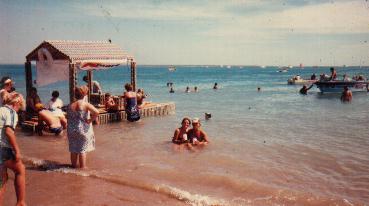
[67,86,99,169]
[187,118,209,145]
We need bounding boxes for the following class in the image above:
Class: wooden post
[24,61,32,98]
[87,70,93,102]
[69,63,76,104]
[130,61,137,91]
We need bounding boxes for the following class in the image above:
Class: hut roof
[26,40,132,63]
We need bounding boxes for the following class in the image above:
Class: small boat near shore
[278,67,288,72]
[168,66,176,71]
[315,80,369,93]
[287,76,317,85]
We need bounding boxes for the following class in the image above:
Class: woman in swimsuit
[187,118,209,145]
[172,117,191,144]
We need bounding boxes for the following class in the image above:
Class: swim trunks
[49,127,63,135]
[1,147,15,162]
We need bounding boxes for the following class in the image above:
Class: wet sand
[4,170,186,206]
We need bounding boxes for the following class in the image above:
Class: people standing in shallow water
[213,83,218,90]
[194,86,198,92]
[329,67,337,81]
[299,84,314,95]
[187,118,209,145]
[341,86,352,103]
[185,86,190,93]
[169,86,175,93]
[172,117,191,145]
[310,73,316,80]
[0,92,26,206]
[67,86,99,169]
[123,83,140,122]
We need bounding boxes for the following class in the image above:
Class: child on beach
[187,118,209,145]
[172,117,191,145]
[0,92,26,206]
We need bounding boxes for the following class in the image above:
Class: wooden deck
[97,102,175,124]
[21,102,175,132]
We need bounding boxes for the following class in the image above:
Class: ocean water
[1,64,369,205]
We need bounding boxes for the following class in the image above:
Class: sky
[0,0,368,66]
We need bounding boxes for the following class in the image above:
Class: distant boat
[287,75,317,85]
[168,66,176,71]
[260,65,266,68]
[278,67,289,72]
[227,65,231,69]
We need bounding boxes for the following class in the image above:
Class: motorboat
[278,67,289,72]
[315,80,368,93]
[287,75,317,85]
[168,66,176,71]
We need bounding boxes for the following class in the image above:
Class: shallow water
[1,65,369,205]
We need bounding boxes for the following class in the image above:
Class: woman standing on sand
[67,86,99,169]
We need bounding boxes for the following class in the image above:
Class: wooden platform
[97,102,175,124]
[20,102,175,132]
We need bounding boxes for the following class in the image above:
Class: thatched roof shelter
[25,40,137,103]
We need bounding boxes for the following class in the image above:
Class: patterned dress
[67,106,95,153]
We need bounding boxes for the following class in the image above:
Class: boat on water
[315,80,368,93]
[287,75,317,85]
[278,67,289,72]
[168,66,176,71]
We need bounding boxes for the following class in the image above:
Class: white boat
[278,67,289,72]
[288,75,317,85]
[315,80,368,93]
[168,66,176,71]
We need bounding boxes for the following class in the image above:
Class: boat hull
[288,79,317,85]
[315,81,368,93]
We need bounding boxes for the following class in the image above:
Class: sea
[1,64,369,206]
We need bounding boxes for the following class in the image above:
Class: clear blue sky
[1,0,368,66]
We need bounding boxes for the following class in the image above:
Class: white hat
[192,118,200,124]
